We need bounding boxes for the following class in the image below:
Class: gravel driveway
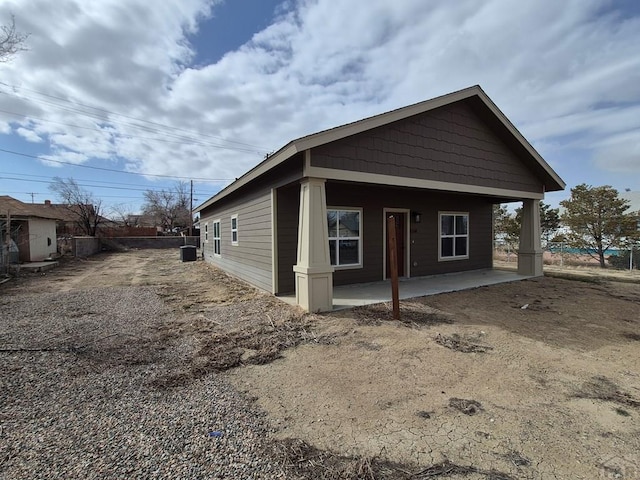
[1,280,285,478]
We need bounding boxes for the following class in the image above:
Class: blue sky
[1,0,639,215]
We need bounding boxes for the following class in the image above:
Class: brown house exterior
[195,86,565,312]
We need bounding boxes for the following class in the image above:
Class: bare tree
[110,203,135,227]
[142,182,191,233]
[1,15,29,62]
[49,177,104,236]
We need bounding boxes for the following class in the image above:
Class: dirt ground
[4,250,640,479]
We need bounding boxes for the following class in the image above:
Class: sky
[1,0,639,216]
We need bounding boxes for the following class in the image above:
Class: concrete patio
[279,268,532,311]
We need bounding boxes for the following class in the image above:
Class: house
[620,191,640,232]
[195,86,565,312]
[36,200,107,237]
[0,196,61,263]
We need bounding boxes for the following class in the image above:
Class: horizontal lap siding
[199,154,304,294]
[201,192,273,292]
[311,101,543,193]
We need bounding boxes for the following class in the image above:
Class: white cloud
[1,0,639,191]
[15,127,43,143]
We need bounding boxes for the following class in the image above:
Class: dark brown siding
[275,184,300,294]
[311,100,543,193]
[274,181,496,291]
[325,182,494,286]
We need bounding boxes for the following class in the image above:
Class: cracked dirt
[227,278,640,479]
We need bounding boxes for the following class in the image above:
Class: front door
[385,212,406,278]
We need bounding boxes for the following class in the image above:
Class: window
[230,215,238,245]
[439,213,469,260]
[213,220,221,256]
[327,209,362,267]
[204,223,208,242]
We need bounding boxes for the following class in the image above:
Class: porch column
[293,178,334,312]
[518,199,543,276]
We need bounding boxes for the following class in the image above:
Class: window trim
[438,212,469,261]
[230,214,238,246]
[213,219,221,256]
[327,207,363,270]
[204,222,208,242]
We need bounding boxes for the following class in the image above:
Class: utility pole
[189,180,194,236]
[3,210,10,274]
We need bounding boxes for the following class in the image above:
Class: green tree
[513,202,561,247]
[560,184,637,268]
[494,202,560,249]
[493,204,520,249]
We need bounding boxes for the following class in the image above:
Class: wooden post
[387,215,400,320]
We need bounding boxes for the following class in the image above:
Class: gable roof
[0,196,63,220]
[195,85,565,212]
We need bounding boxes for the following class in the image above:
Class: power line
[0,170,218,195]
[1,175,187,193]
[0,148,233,181]
[0,108,264,153]
[2,190,148,200]
[0,82,269,151]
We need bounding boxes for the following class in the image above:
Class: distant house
[0,196,61,262]
[620,191,640,232]
[195,86,565,312]
[36,199,107,237]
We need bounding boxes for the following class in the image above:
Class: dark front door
[386,212,406,278]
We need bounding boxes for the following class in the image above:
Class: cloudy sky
[1,0,639,214]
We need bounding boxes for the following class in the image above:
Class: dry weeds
[352,301,453,327]
[149,297,325,389]
[413,460,516,479]
[448,397,483,415]
[433,333,493,353]
[575,375,640,409]
[273,438,413,480]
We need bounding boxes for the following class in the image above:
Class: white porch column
[292,178,334,312]
[518,199,543,276]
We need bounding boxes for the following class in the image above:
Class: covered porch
[280,267,531,311]
[290,177,543,312]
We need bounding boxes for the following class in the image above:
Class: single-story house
[0,196,61,262]
[195,86,565,312]
[620,191,640,232]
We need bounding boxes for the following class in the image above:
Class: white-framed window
[327,208,362,268]
[230,215,238,245]
[439,212,469,260]
[204,222,208,242]
[213,220,221,256]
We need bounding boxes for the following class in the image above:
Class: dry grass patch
[352,301,453,327]
[574,375,640,409]
[434,332,493,353]
[149,297,326,389]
